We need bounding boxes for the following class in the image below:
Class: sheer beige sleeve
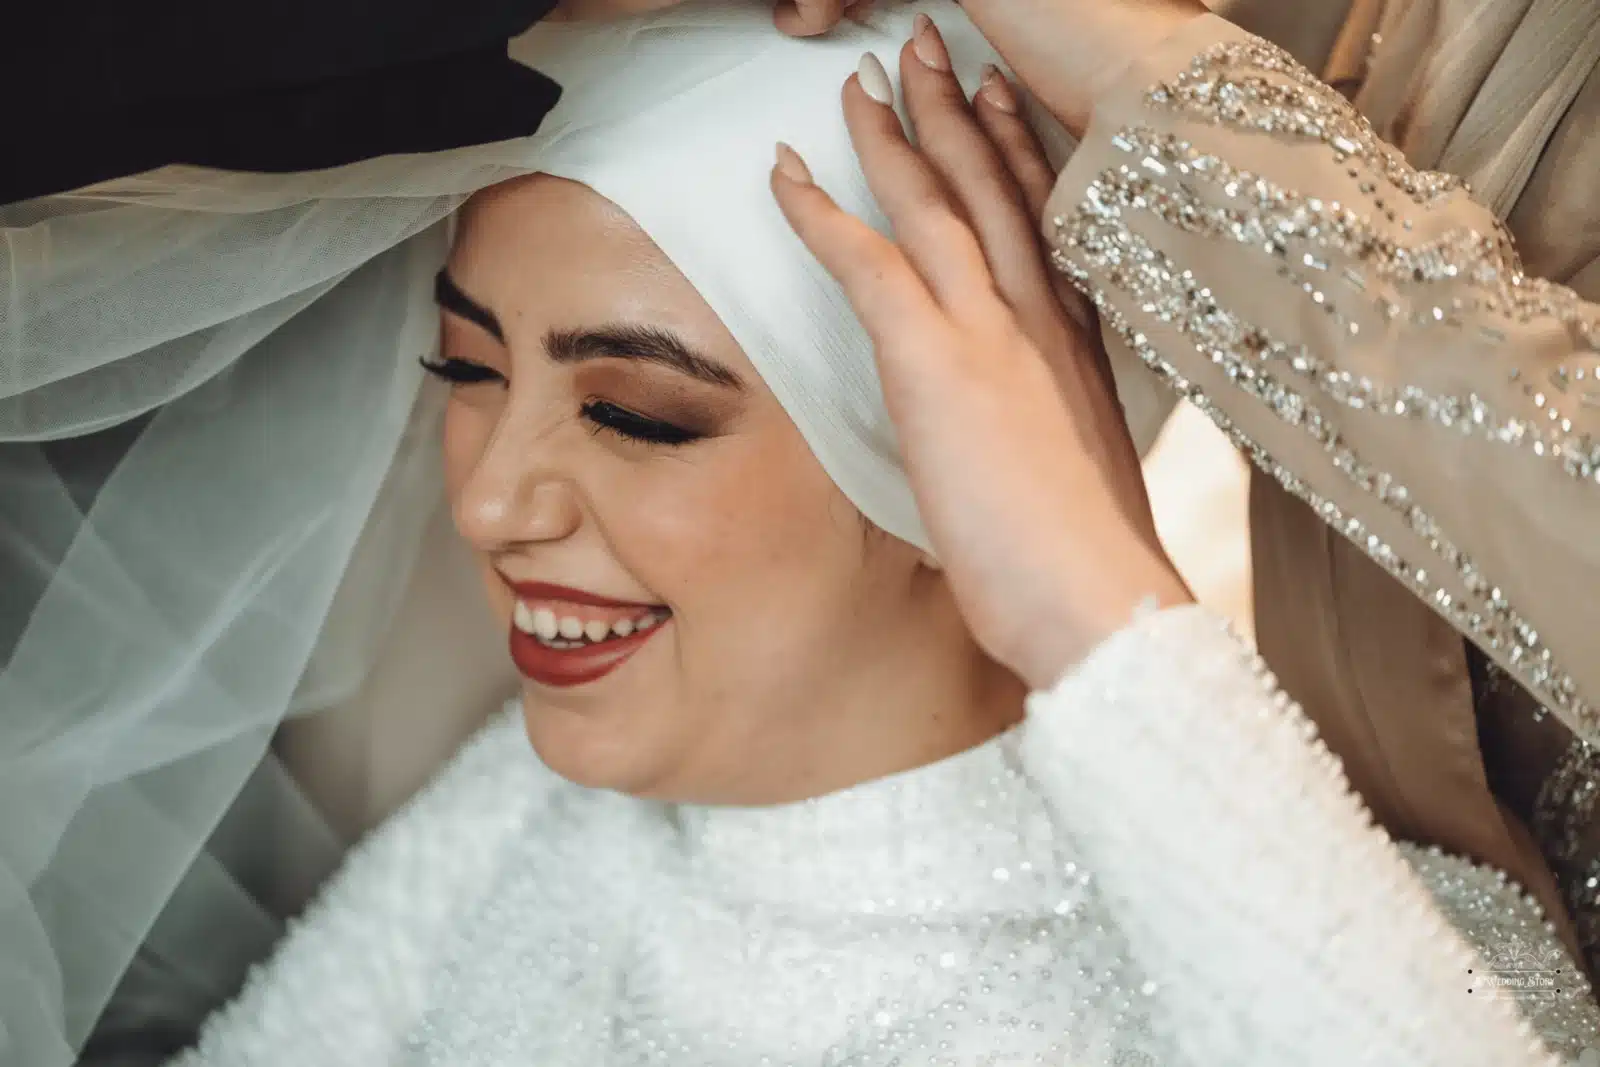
[1044,13,1600,745]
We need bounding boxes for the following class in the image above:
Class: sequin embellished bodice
[401,726,1156,1065]
[171,609,1598,1066]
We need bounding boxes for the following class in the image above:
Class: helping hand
[957,0,1209,137]
[771,17,1192,692]
[551,0,1210,134]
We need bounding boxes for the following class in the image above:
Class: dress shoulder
[168,702,549,1066]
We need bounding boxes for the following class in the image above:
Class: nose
[452,418,582,553]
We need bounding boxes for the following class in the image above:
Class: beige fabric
[1318,0,1600,967]
[1045,10,1600,967]
[1208,0,1356,70]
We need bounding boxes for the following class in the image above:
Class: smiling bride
[8,2,1596,1065]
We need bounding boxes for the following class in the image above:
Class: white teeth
[519,603,668,648]
[533,607,559,640]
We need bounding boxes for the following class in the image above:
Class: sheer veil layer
[0,4,1065,1062]
[10,1,1600,1061]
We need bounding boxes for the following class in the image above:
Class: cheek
[597,423,864,612]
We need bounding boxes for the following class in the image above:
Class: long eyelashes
[419,356,503,385]
[419,357,701,447]
[580,400,702,446]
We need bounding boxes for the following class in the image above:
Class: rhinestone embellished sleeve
[1024,605,1600,1063]
[1041,14,1600,748]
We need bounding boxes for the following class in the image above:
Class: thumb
[772,0,848,37]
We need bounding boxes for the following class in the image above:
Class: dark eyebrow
[434,269,504,343]
[546,325,745,391]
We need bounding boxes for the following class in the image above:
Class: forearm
[1023,605,1598,1063]
[1039,12,1600,741]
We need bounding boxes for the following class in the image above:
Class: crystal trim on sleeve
[1045,31,1600,746]
[1149,40,1463,206]
[1083,128,1600,482]
[1051,209,1596,744]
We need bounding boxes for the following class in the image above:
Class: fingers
[969,64,1098,335]
[971,66,1058,223]
[840,55,1000,317]
[898,21,1060,333]
[773,0,847,37]
[769,144,951,363]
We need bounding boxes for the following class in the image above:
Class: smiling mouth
[507,600,672,688]
[513,601,671,649]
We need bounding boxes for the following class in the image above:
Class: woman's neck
[677,594,1028,807]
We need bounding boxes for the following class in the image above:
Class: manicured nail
[774,142,813,185]
[912,13,951,72]
[857,52,895,106]
[979,63,1019,114]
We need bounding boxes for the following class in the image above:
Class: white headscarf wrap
[0,4,1069,1062]
[529,2,1060,550]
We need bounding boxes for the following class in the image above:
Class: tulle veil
[0,3,1079,1061]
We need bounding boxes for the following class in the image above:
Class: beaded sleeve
[166,710,541,1066]
[1021,604,1600,1064]
[1042,14,1600,746]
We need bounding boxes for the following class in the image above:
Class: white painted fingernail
[857,52,894,106]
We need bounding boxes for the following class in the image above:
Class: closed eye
[420,356,504,386]
[421,358,700,446]
[581,400,702,447]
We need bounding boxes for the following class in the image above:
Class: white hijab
[0,4,1058,1063]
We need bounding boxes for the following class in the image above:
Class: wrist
[959,0,1210,138]
[1012,552,1194,692]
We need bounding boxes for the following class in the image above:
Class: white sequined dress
[169,608,1598,1066]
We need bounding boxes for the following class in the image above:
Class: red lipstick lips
[503,579,668,688]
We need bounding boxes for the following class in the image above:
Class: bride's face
[440,175,985,804]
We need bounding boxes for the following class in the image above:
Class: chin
[517,691,672,797]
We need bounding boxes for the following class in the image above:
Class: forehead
[450,174,725,348]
